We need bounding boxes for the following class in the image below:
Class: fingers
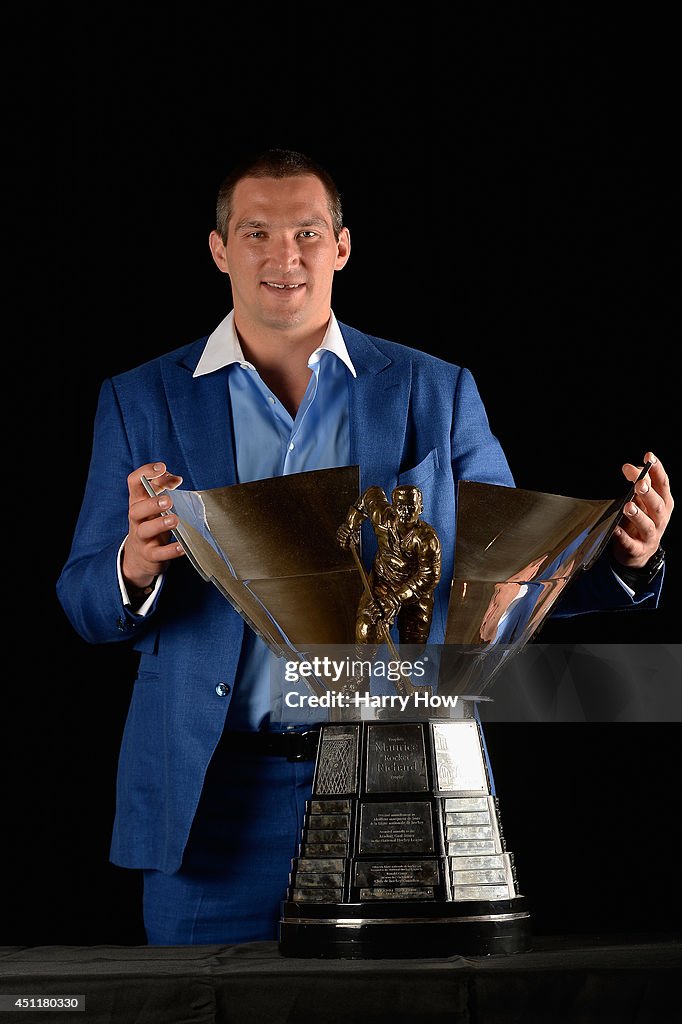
[622,452,673,530]
[129,492,183,555]
[136,537,185,565]
[134,506,178,542]
[612,522,641,561]
[645,452,673,514]
[123,462,186,584]
[620,500,658,546]
[621,461,652,496]
[122,534,185,591]
[127,461,184,531]
[127,462,184,502]
[122,511,185,583]
[129,491,177,528]
[614,450,672,567]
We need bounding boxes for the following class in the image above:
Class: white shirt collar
[192,309,357,379]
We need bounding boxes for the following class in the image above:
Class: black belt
[224,729,320,762]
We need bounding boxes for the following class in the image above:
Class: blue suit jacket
[56,323,662,872]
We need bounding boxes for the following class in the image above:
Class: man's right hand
[121,462,185,591]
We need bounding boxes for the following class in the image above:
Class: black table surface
[1,933,680,1023]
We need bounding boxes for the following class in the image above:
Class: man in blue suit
[56,148,672,944]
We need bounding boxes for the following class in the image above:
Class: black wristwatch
[611,545,665,592]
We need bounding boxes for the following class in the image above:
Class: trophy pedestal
[279,719,532,958]
[279,897,531,959]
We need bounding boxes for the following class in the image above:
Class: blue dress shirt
[193,310,356,730]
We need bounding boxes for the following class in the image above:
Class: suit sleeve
[451,368,515,488]
[56,378,160,645]
[551,551,664,616]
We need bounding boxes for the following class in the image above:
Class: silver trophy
[144,463,648,957]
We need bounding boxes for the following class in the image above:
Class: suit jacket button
[215,682,230,697]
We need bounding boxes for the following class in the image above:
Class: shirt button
[289,442,295,451]
[269,396,276,404]
[215,682,231,697]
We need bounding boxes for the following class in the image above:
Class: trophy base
[279,896,532,959]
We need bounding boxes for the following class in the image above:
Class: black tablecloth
[1,934,680,1023]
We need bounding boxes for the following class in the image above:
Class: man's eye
[247,231,264,239]
[298,231,318,238]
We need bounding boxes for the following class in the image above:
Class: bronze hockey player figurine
[337,484,442,645]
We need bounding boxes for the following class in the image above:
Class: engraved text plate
[366,723,429,793]
[358,801,435,855]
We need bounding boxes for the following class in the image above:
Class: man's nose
[269,235,300,269]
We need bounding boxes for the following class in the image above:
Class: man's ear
[208,230,230,274]
[334,227,351,271]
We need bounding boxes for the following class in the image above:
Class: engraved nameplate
[445,812,490,826]
[295,858,345,872]
[449,855,505,870]
[302,828,348,843]
[360,887,435,901]
[453,884,511,901]
[301,843,348,856]
[451,868,506,884]
[366,724,429,793]
[358,884,432,901]
[432,721,488,793]
[310,800,351,814]
[358,802,435,855]
[447,825,493,840]
[447,840,498,855]
[307,815,350,829]
[355,860,439,889]
[295,872,345,887]
[292,888,343,903]
[444,798,488,811]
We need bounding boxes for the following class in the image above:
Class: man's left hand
[612,452,673,568]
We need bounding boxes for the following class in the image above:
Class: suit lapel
[160,347,237,491]
[342,324,411,494]
[159,325,411,496]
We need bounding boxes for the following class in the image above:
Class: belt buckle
[286,729,320,762]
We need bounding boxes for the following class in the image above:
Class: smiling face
[208,174,350,338]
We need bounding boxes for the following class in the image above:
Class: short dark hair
[215,148,344,243]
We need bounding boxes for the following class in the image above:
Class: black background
[9,8,678,946]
